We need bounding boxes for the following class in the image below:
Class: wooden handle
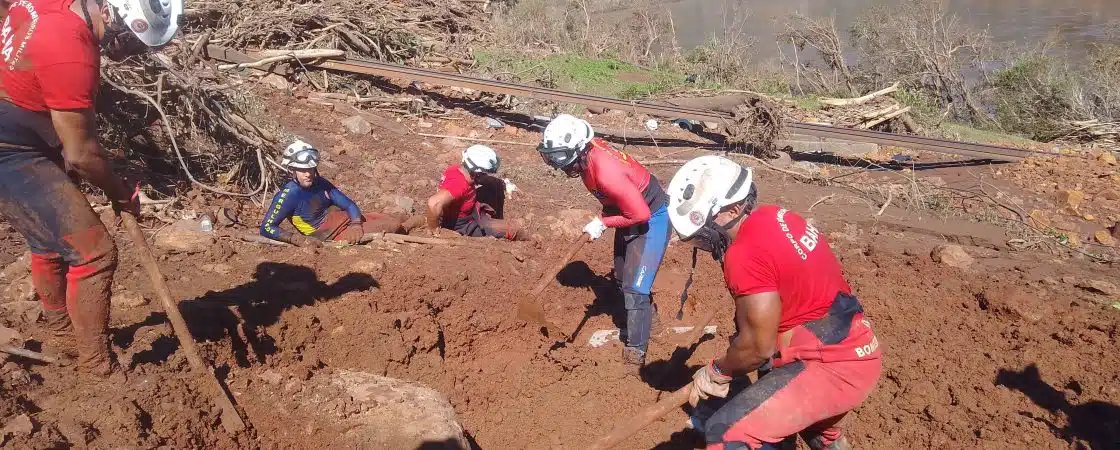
[529,234,590,297]
[120,213,247,433]
[588,385,692,450]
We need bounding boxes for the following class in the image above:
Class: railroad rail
[205,46,1045,162]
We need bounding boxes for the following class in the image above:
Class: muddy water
[617,0,1118,59]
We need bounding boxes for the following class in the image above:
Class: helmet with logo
[281,140,320,170]
[538,114,594,170]
[666,155,756,261]
[462,145,500,174]
[105,0,182,47]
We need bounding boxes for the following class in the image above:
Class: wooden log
[820,82,900,107]
[860,106,912,129]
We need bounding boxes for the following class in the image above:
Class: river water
[615,0,1118,60]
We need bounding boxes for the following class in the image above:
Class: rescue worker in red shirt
[0,0,180,375]
[537,114,671,366]
[666,156,882,450]
[426,144,521,239]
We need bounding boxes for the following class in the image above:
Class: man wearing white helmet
[426,144,521,240]
[260,140,407,246]
[538,114,671,366]
[666,156,882,450]
[0,0,179,376]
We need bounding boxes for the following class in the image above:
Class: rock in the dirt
[1057,189,1085,211]
[382,195,415,214]
[790,161,822,177]
[0,301,40,323]
[0,326,21,345]
[1076,279,1118,296]
[202,263,233,275]
[2,276,35,304]
[55,418,92,447]
[1100,189,1120,201]
[930,244,974,269]
[111,291,148,309]
[1027,210,1050,229]
[291,371,468,448]
[353,260,385,273]
[769,152,793,168]
[1095,230,1116,247]
[977,287,1049,323]
[258,369,284,385]
[342,115,373,135]
[440,136,466,150]
[1098,151,1118,166]
[0,414,34,436]
[153,219,216,253]
[0,252,30,282]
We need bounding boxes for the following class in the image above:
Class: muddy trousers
[699,294,883,450]
[312,209,406,242]
[613,204,671,355]
[447,203,519,240]
[0,149,118,375]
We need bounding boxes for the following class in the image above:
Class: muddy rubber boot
[42,308,73,336]
[75,332,114,377]
[622,346,646,366]
[807,436,851,450]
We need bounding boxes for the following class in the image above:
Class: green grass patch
[475,51,690,99]
[937,122,1038,147]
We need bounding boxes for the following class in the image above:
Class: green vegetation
[475,51,694,99]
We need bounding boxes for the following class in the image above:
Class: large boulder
[289,370,467,449]
[153,219,216,253]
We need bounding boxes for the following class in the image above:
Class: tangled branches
[98,0,491,200]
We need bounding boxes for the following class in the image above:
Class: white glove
[503,178,517,196]
[688,360,732,406]
[583,217,607,240]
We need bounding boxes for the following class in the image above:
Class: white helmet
[106,0,182,47]
[462,145,500,174]
[667,156,755,259]
[538,114,594,170]
[281,140,320,170]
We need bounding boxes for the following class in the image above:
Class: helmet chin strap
[676,208,749,317]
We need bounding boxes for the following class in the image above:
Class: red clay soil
[1,91,1118,449]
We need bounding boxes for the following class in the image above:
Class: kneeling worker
[667,156,882,450]
[426,145,521,239]
[260,140,406,246]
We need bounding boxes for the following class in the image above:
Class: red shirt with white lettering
[438,165,476,220]
[0,0,100,112]
[723,205,852,332]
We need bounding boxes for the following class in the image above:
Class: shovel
[516,233,590,340]
[120,212,248,433]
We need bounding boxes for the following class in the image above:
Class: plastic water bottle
[200,214,214,233]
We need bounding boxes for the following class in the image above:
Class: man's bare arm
[716,291,782,376]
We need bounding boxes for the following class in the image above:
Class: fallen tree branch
[415,132,536,147]
[217,49,345,71]
[861,106,912,129]
[820,82,900,107]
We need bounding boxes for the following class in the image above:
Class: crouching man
[426,145,521,240]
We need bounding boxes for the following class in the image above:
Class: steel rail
[206,46,1041,162]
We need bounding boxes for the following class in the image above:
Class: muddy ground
[1,86,1119,449]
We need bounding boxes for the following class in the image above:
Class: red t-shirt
[723,205,852,332]
[438,165,476,220]
[580,138,653,228]
[0,0,100,112]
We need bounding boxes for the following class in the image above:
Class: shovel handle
[529,233,590,297]
[588,385,693,450]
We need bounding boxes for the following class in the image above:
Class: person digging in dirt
[538,114,671,366]
[0,0,181,376]
[426,144,521,239]
[260,140,408,247]
[666,155,883,450]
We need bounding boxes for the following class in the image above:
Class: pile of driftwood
[1060,120,1120,145]
[100,0,490,200]
[812,82,921,133]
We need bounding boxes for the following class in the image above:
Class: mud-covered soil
[1,87,1118,449]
